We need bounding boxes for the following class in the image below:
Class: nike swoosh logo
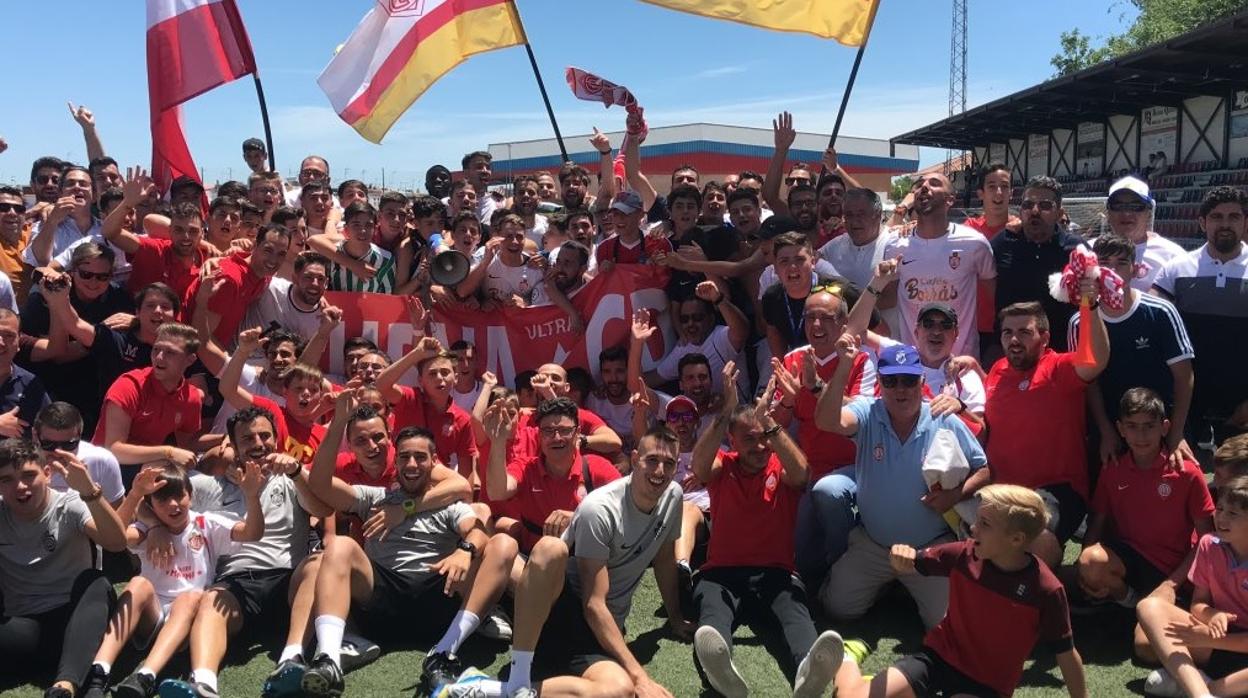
[1117,485,1128,490]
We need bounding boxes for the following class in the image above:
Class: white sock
[504,650,534,692]
[462,678,506,696]
[191,668,218,691]
[138,667,156,679]
[432,610,481,656]
[314,615,347,669]
[94,661,111,676]
[278,644,304,663]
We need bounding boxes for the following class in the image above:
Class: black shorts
[1037,482,1087,544]
[533,588,613,679]
[218,568,292,624]
[357,561,460,640]
[1102,538,1169,596]
[1207,647,1248,678]
[894,647,1001,698]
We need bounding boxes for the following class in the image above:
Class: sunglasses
[0,203,25,214]
[880,374,921,389]
[36,175,60,185]
[1107,201,1149,213]
[38,436,80,452]
[1020,200,1058,211]
[666,411,698,424]
[785,177,811,187]
[920,317,955,331]
[810,282,844,296]
[75,270,113,281]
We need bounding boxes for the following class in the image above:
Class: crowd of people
[1,103,1248,698]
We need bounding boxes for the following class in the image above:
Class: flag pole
[827,0,882,150]
[512,2,568,162]
[253,73,277,172]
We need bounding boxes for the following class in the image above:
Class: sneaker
[431,668,500,698]
[676,559,694,614]
[843,638,872,666]
[262,655,307,698]
[478,607,513,642]
[1144,667,1210,697]
[793,630,844,698]
[43,688,72,698]
[340,632,381,672]
[80,664,110,698]
[300,654,345,698]
[694,626,748,698]
[156,680,219,698]
[420,652,465,697]
[114,672,158,698]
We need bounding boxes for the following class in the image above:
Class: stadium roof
[892,9,1248,150]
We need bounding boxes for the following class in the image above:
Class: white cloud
[691,64,750,80]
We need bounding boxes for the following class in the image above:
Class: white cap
[1108,176,1153,206]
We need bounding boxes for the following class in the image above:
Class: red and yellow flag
[641,0,879,46]
[319,0,526,143]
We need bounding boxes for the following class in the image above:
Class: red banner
[322,265,674,386]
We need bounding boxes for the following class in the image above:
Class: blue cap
[611,191,643,214]
[878,344,925,376]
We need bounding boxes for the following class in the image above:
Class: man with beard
[183,223,291,350]
[1153,185,1248,446]
[27,156,67,221]
[991,176,1082,351]
[25,164,98,267]
[981,298,1108,568]
[93,323,204,485]
[587,346,637,448]
[559,162,597,213]
[245,252,334,342]
[87,158,123,208]
[299,392,510,697]
[462,151,498,224]
[651,281,749,396]
[1106,176,1186,291]
[426,165,453,201]
[106,179,205,299]
[375,336,479,479]
[510,174,548,246]
[531,241,590,332]
[884,173,996,358]
[814,338,990,630]
[0,185,34,305]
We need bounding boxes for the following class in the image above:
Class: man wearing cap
[169,176,204,207]
[814,337,990,629]
[1106,175,1186,291]
[243,138,268,175]
[594,191,672,273]
[991,175,1083,351]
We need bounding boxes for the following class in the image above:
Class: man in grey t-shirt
[441,421,692,698]
[296,396,509,698]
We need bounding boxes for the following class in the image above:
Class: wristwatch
[402,498,418,515]
[578,434,589,451]
[80,483,103,503]
[457,539,478,558]
[807,379,825,394]
[762,424,783,439]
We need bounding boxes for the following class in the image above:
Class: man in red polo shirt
[375,336,478,479]
[103,177,205,300]
[772,285,876,586]
[689,369,844,698]
[93,322,203,487]
[982,298,1108,567]
[507,363,622,463]
[183,222,291,350]
[485,397,620,555]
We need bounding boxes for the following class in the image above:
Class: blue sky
[1,0,1132,189]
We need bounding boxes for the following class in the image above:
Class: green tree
[1051,0,1248,76]
[890,176,914,203]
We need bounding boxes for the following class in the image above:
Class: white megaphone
[429,249,471,286]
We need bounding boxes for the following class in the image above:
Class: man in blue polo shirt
[812,339,990,629]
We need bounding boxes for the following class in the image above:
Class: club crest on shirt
[1157,482,1172,499]
[765,472,779,494]
[1018,379,1030,391]
[41,531,57,553]
[872,444,884,461]
[188,530,205,551]
[576,483,588,501]
[1015,583,1028,597]
[174,412,183,427]
[948,251,962,270]
[442,422,454,437]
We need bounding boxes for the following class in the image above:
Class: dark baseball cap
[242,137,266,153]
[758,215,799,241]
[170,175,204,193]
[918,302,958,324]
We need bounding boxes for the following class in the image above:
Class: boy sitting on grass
[1137,475,1248,698]
[827,483,1088,698]
[1073,387,1214,658]
[82,463,264,698]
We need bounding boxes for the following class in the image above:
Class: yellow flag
[641,0,879,46]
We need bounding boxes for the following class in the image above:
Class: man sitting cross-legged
[687,360,849,698]
[440,415,693,698]
[302,389,516,698]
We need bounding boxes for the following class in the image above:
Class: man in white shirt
[1104,175,1185,291]
[24,165,99,267]
[244,252,333,342]
[820,187,897,330]
[883,173,996,357]
[35,401,123,507]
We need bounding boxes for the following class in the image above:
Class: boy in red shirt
[828,484,1089,698]
[689,371,845,698]
[1074,387,1214,655]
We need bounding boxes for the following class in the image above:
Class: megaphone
[429,249,471,286]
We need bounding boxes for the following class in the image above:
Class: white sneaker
[479,607,513,642]
[694,626,748,698]
[1144,667,1210,697]
[793,630,844,698]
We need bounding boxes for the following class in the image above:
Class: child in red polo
[1075,388,1213,615]
[829,484,1088,698]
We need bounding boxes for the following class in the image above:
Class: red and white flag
[146,0,257,191]
[565,66,639,112]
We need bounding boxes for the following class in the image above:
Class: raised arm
[695,280,748,352]
[42,276,97,349]
[623,116,658,213]
[691,362,739,484]
[846,257,899,337]
[101,170,157,256]
[68,102,105,162]
[374,331,442,404]
[54,449,127,552]
[813,333,863,435]
[481,397,521,502]
[307,389,369,512]
[1073,277,1111,382]
[820,146,864,190]
[762,111,795,216]
[590,128,616,207]
[297,304,342,373]
[218,327,263,410]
